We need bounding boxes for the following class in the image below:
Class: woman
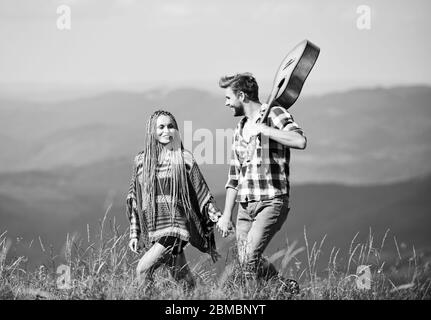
[126,110,221,288]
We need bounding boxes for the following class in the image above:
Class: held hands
[216,214,235,238]
[128,238,139,254]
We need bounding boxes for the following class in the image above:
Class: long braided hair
[141,110,192,228]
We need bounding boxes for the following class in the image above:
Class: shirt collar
[238,103,268,129]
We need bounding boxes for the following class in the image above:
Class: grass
[1,208,430,300]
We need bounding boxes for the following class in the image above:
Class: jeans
[236,195,290,279]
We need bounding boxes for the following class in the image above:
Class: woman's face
[155,115,176,145]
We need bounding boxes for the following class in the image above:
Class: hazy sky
[0,0,430,95]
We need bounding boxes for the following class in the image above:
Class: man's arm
[251,106,307,149]
[261,126,307,149]
[223,187,238,220]
[217,187,237,237]
[217,134,240,237]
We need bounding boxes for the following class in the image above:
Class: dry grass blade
[328,246,336,273]
[96,261,106,275]
[281,241,305,271]
[0,231,7,239]
[6,256,25,273]
[100,204,112,244]
[380,229,390,252]
[390,282,415,293]
[218,263,235,287]
[349,232,360,255]
[268,248,286,264]
[346,243,361,276]
[394,236,402,260]
[422,280,431,300]
[38,236,46,253]
[1,238,12,259]
[333,248,340,270]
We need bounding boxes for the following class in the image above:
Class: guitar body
[273,40,320,109]
[263,40,320,123]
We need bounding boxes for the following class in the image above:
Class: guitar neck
[259,84,282,124]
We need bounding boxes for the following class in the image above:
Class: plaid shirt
[225,104,305,203]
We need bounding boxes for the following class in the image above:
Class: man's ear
[238,91,246,102]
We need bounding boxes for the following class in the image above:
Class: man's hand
[128,238,139,253]
[216,213,235,238]
[247,123,270,137]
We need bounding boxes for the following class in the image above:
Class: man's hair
[219,72,259,102]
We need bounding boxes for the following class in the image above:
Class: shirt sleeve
[225,131,241,190]
[126,155,141,240]
[269,106,305,136]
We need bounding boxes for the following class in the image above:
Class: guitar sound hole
[277,78,285,88]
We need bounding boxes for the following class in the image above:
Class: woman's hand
[129,238,139,253]
[216,213,235,238]
[210,249,221,263]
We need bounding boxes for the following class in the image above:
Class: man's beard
[232,103,245,117]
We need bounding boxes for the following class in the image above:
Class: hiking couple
[126,73,306,293]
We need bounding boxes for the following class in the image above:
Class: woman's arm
[126,156,141,252]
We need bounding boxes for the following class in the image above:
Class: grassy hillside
[1,161,430,273]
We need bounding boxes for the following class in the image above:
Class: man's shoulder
[269,105,292,118]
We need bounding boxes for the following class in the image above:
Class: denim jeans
[236,195,290,279]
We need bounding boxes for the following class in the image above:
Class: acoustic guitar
[263,39,320,121]
[244,39,320,163]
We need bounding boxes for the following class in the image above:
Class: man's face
[225,87,244,117]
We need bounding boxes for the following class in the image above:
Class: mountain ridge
[1,85,431,184]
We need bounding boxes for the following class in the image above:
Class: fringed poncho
[126,150,221,261]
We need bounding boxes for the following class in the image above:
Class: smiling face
[225,87,245,117]
[155,115,176,145]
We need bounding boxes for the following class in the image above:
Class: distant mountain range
[1,86,430,184]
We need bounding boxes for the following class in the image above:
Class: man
[216,72,306,291]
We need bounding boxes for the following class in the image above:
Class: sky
[0,0,430,96]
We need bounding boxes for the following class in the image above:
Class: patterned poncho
[126,150,221,262]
